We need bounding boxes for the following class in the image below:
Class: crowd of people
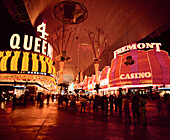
[53,92,155,125]
[1,89,169,126]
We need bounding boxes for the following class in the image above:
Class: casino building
[74,43,170,96]
[0,22,57,102]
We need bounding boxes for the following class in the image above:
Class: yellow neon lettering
[125,74,131,79]
[120,74,125,79]
[130,73,135,79]
[145,72,152,78]
[135,73,139,78]
[139,73,145,78]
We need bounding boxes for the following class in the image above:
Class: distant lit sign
[120,72,152,80]
[9,91,14,93]
[113,43,161,59]
[100,79,109,86]
[10,22,53,59]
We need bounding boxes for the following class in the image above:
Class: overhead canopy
[1,0,170,84]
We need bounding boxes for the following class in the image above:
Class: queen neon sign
[113,43,161,59]
[10,22,53,59]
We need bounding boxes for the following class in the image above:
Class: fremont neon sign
[120,72,152,80]
[10,22,53,59]
[114,43,161,59]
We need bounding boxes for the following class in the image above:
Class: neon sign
[113,43,161,59]
[10,22,53,59]
[120,72,152,80]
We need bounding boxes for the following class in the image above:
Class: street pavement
[0,99,170,140]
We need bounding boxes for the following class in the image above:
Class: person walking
[64,94,69,111]
[123,96,131,124]
[93,95,98,112]
[104,95,108,116]
[114,95,118,113]
[58,94,63,107]
[156,95,164,116]
[40,93,44,107]
[140,97,147,125]
[117,95,123,115]
[109,94,114,112]
[81,96,87,113]
[131,94,140,121]
[47,94,50,105]
[100,95,105,113]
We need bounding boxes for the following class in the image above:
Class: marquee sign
[0,50,56,76]
[10,22,53,59]
[109,45,170,87]
[0,73,56,91]
[113,43,161,59]
[120,72,152,80]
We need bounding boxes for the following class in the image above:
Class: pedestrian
[109,94,114,112]
[58,94,63,107]
[47,94,50,105]
[156,95,164,116]
[131,94,140,121]
[80,96,87,113]
[64,94,69,111]
[93,95,98,112]
[114,95,118,112]
[140,97,147,125]
[24,93,27,105]
[37,93,41,105]
[40,93,44,107]
[117,95,123,115]
[12,94,16,106]
[104,95,108,116]
[100,95,105,113]
[69,97,77,111]
[123,95,131,124]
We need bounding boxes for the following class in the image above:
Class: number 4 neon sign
[37,22,49,40]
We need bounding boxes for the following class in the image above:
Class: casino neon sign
[113,43,161,59]
[120,72,152,80]
[10,22,53,59]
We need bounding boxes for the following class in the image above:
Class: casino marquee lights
[0,50,56,76]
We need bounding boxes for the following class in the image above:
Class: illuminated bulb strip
[0,51,4,71]
[11,51,20,71]
[1,51,12,71]
[22,52,29,71]
[45,57,52,74]
[39,55,46,73]
[32,53,39,71]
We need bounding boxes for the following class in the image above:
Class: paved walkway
[0,99,170,140]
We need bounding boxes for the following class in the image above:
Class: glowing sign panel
[113,43,161,59]
[10,22,53,59]
[120,72,152,80]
